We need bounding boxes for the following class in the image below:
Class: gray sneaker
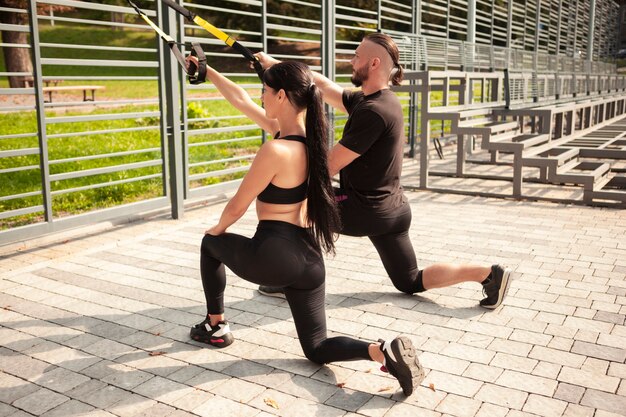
[378,336,425,396]
[480,264,512,309]
[258,285,286,299]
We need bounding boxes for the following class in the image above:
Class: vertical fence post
[176,2,189,199]
[28,0,52,223]
[157,0,169,200]
[322,0,336,147]
[407,0,420,158]
[161,1,184,219]
[587,0,596,61]
[419,72,430,189]
[466,0,476,72]
[261,0,268,144]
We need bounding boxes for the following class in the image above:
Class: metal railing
[389,32,617,74]
[0,0,171,244]
[504,70,626,108]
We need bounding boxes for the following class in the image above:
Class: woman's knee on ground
[390,269,426,294]
[300,341,327,365]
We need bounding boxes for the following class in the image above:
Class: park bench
[23,77,62,88]
[42,85,106,103]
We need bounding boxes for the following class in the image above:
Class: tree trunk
[0,9,33,88]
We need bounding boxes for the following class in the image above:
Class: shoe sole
[391,336,425,396]
[258,288,286,299]
[190,329,234,348]
[482,268,512,310]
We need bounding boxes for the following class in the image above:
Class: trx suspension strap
[160,0,264,80]
[126,0,207,84]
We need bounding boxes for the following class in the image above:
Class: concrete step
[458,120,519,133]
[481,131,518,151]
[552,161,610,189]
[556,159,583,175]
[588,175,626,203]
[489,130,519,143]
[486,133,550,153]
[458,108,496,118]
[513,134,551,148]
[458,117,494,127]
[523,147,580,168]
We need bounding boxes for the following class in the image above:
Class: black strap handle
[187,43,207,84]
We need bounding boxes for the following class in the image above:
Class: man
[255,33,511,308]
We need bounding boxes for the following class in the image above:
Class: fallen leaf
[336,382,346,388]
[148,351,166,356]
[264,398,280,409]
[428,383,436,392]
[378,385,394,392]
[153,332,161,336]
[365,368,372,373]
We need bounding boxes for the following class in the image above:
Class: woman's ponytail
[263,62,340,253]
[304,84,341,254]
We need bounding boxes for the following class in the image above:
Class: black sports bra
[257,135,308,204]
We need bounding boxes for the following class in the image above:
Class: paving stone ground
[1,188,625,417]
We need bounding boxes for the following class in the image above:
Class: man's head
[350,33,403,88]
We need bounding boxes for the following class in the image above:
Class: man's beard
[350,65,369,87]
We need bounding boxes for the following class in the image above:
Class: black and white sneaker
[258,285,286,299]
[190,318,234,348]
[480,264,512,309]
[379,336,425,396]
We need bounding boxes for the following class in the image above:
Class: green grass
[0,99,263,229]
[0,24,271,229]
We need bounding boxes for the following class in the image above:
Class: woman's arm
[188,56,280,135]
[204,66,279,135]
[206,142,280,235]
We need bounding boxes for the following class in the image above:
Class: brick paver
[1,190,625,416]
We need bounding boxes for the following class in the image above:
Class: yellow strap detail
[193,16,234,46]
[140,14,174,43]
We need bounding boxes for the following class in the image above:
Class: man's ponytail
[391,63,404,86]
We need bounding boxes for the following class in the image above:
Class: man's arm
[255,52,346,113]
[311,72,346,113]
[328,143,360,177]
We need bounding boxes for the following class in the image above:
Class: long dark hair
[263,61,340,254]
[365,33,404,85]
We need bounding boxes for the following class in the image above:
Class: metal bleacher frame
[390,33,626,206]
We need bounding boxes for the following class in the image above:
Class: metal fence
[0,0,621,244]
[389,32,618,74]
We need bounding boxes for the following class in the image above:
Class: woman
[187,59,424,396]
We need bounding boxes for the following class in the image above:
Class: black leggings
[200,220,371,364]
[337,190,425,294]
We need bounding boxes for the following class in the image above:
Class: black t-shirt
[339,89,406,212]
